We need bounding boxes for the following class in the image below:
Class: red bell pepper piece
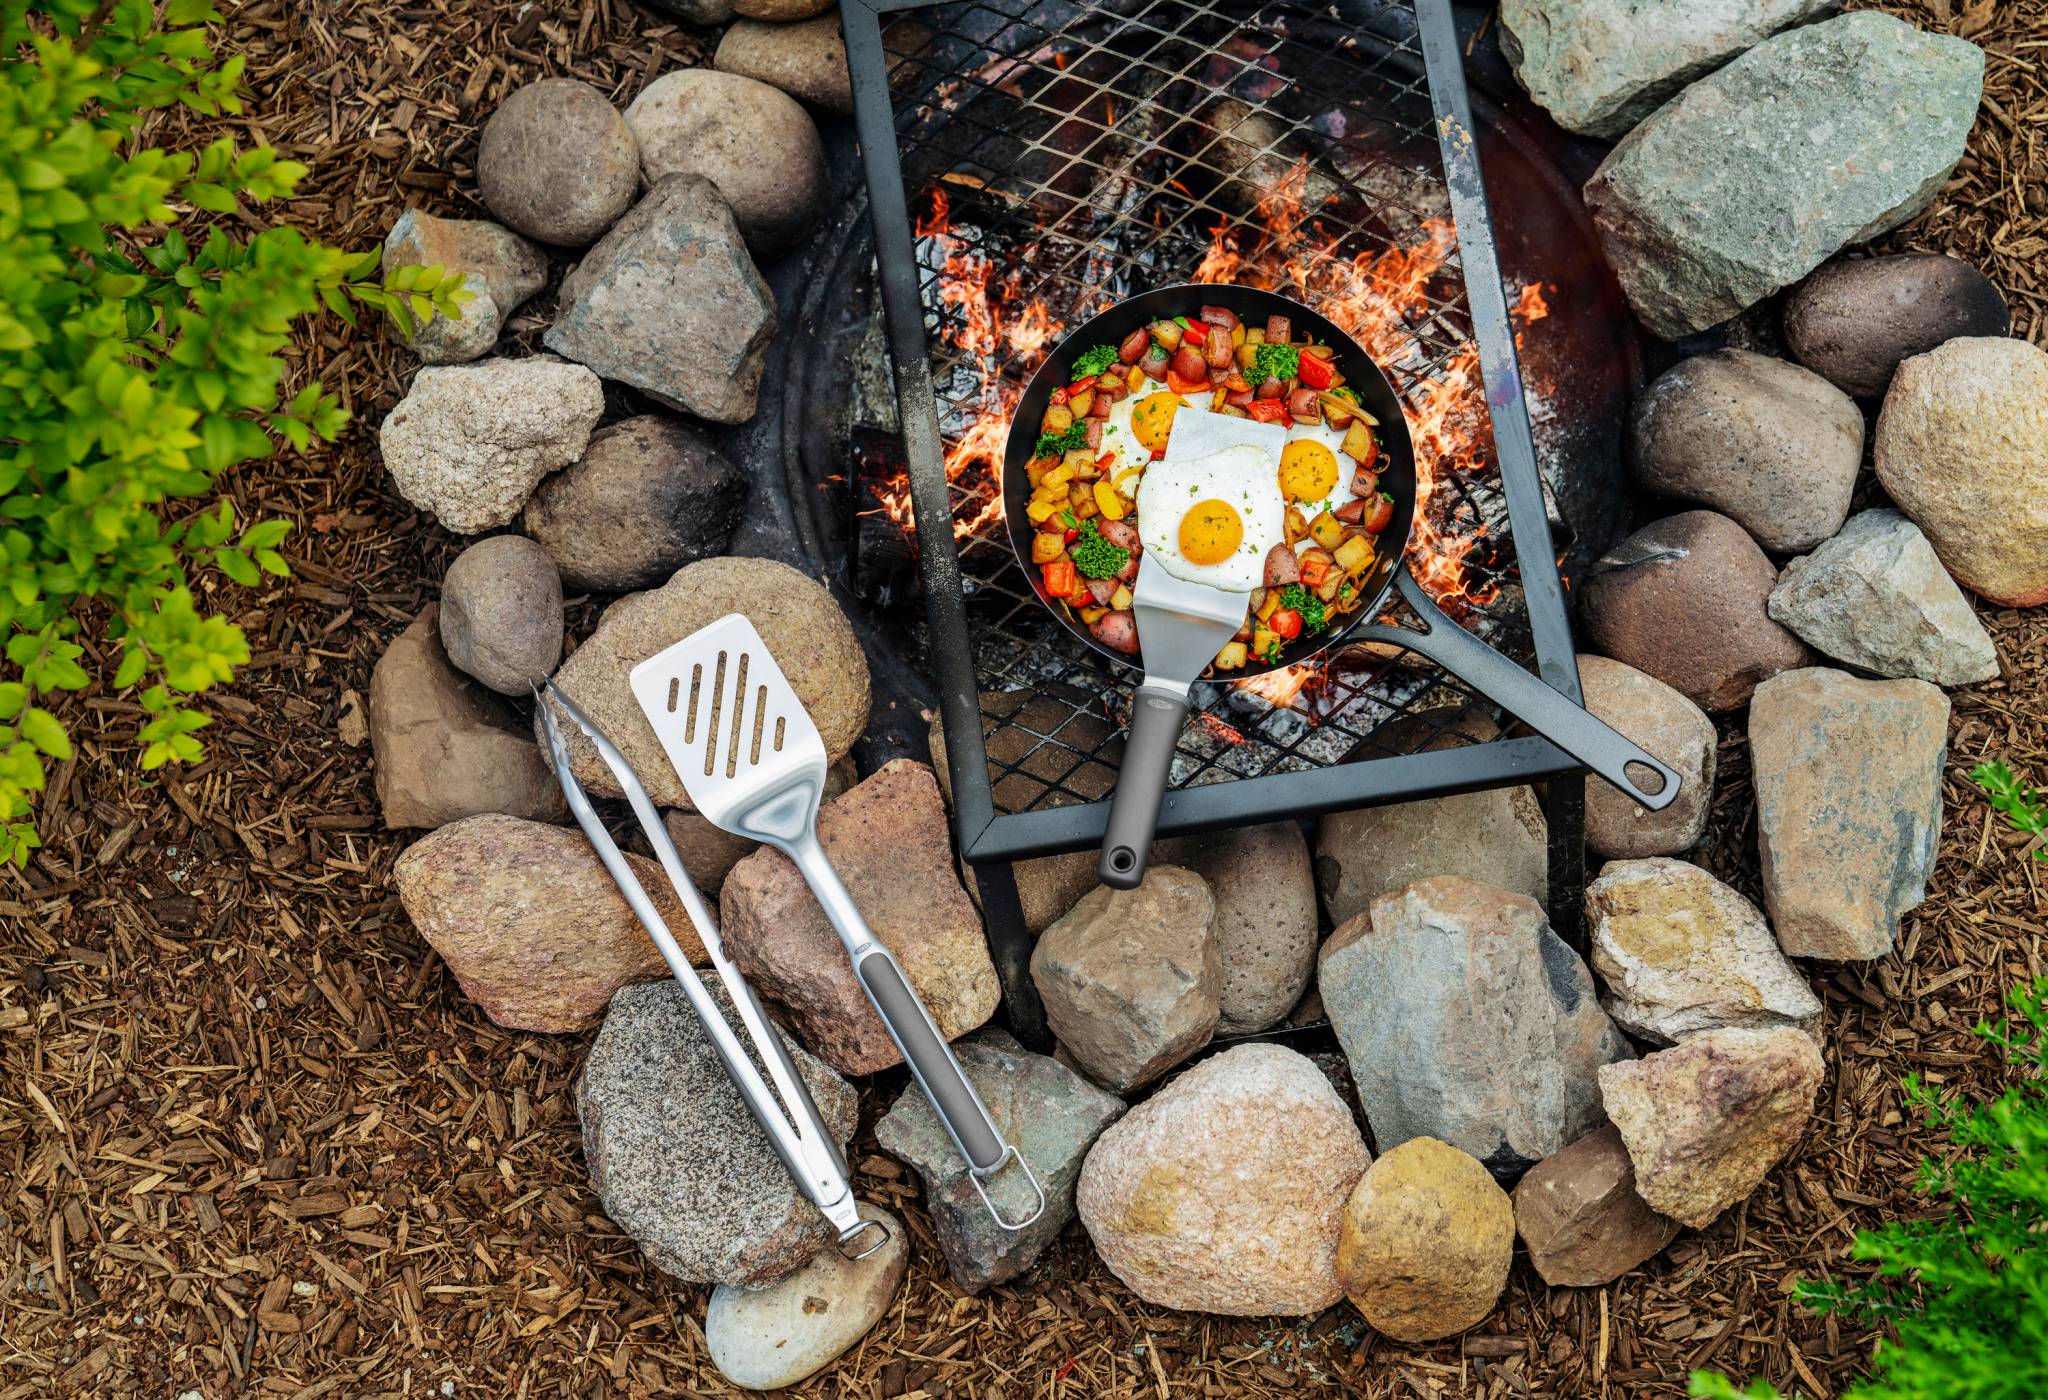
[1049,387,1068,406]
[1299,555,1333,588]
[1042,559,1079,600]
[1246,397,1289,425]
[1297,351,1335,391]
[1166,369,1209,396]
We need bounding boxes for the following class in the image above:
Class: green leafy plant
[1688,976,2048,1400]
[0,0,469,863]
[1970,760,2048,862]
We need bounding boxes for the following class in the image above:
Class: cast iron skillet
[1002,284,1677,884]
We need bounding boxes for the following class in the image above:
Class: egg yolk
[1277,439,1340,503]
[1130,391,1183,451]
[1178,499,1244,566]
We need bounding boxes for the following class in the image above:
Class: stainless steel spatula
[628,614,1044,1231]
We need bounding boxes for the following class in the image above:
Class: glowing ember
[1195,711,1247,745]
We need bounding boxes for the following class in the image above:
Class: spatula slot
[726,654,751,779]
[702,653,727,778]
[774,716,786,754]
[667,675,680,716]
[749,684,769,767]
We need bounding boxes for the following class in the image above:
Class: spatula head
[629,614,828,845]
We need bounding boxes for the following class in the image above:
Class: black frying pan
[1002,284,1677,886]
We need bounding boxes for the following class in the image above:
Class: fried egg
[1278,418,1355,531]
[1097,389,1182,478]
[1135,443,1283,592]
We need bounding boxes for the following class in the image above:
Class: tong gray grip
[856,948,1005,1171]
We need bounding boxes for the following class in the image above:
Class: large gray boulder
[521,416,748,594]
[1784,253,2010,397]
[578,981,858,1287]
[1500,0,1840,140]
[875,1031,1124,1294]
[544,176,778,425]
[1628,349,1862,553]
[378,359,604,533]
[1583,13,1984,338]
[1875,336,2048,608]
[624,71,828,256]
[1768,509,2000,686]
[1751,668,1948,960]
[477,78,640,247]
[382,210,547,364]
[1320,876,1632,1182]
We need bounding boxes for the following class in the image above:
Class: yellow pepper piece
[1042,464,1074,489]
[1114,465,1145,494]
[1092,476,1126,521]
[1026,496,1059,524]
[1126,364,1145,392]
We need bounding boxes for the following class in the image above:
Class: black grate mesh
[867,0,1552,818]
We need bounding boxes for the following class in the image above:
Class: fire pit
[756,0,1644,1031]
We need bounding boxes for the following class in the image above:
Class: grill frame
[839,0,1593,889]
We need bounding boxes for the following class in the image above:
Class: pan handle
[1099,686,1189,889]
[1384,572,1681,811]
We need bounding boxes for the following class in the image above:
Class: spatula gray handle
[1099,686,1188,890]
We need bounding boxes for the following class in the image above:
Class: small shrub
[0,0,466,863]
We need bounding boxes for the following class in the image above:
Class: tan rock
[1156,822,1317,1037]
[1077,1044,1371,1315]
[1577,655,1715,859]
[1750,668,1948,960]
[1586,857,1820,1043]
[538,556,869,810]
[1336,1137,1512,1342]
[715,14,852,114]
[623,71,826,256]
[1030,867,1218,1092]
[719,760,996,1075]
[1875,336,2048,607]
[382,209,546,364]
[734,0,833,16]
[367,606,564,830]
[1512,1124,1680,1287]
[1314,785,1548,928]
[1599,1027,1823,1228]
[395,813,696,1032]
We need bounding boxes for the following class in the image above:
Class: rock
[378,358,604,533]
[438,535,563,695]
[735,0,833,17]
[1598,1027,1823,1228]
[1583,13,1984,339]
[640,0,734,20]
[623,71,828,256]
[537,556,869,808]
[580,981,857,1286]
[1314,785,1547,928]
[545,176,777,425]
[1750,668,1947,960]
[716,14,852,114]
[1030,867,1219,1092]
[1585,858,1821,1043]
[720,760,998,1075]
[1511,1124,1681,1287]
[1875,336,2048,607]
[659,809,761,902]
[1785,254,2010,397]
[1628,350,1862,552]
[1500,0,1840,141]
[477,78,640,247]
[1577,656,1716,858]
[928,704,1097,933]
[521,416,748,593]
[1076,1044,1371,1316]
[1321,876,1631,1182]
[704,1203,906,1391]
[1578,511,1810,712]
[367,607,564,829]
[1155,823,1317,1037]
[382,210,547,364]
[1768,509,2000,685]
[1335,1137,1513,1342]
[874,1031,1125,1293]
[395,813,693,1032]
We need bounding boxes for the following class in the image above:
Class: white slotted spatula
[628,615,1045,1231]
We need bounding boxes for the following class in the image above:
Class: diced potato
[1068,387,1095,419]
[1213,640,1248,671]
[1026,461,1047,490]
[1310,510,1345,550]
[1252,624,1279,658]
[1245,327,1265,346]
[1069,482,1096,509]
[1236,343,1257,371]
[1042,463,1074,489]
[1110,583,1132,611]
[1284,505,1309,545]
[1257,589,1281,622]
[1150,319,1184,352]
[1026,497,1059,524]
[1315,575,1343,604]
[1333,535,1374,574]
[1341,421,1378,462]
[1230,323,1246,348]
[1043,402,1075,434]
[1063,449,1097,475]
[1080,606,1108,625]
[1093,477,1125,521]
[1031,531,1067,563]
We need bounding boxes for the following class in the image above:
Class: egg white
[1280,418,1356,531]
[1095,393,1154,479]
[1135,443,1284,593]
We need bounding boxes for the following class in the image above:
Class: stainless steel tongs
[535,680,888,1261]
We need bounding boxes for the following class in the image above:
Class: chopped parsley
[1252,341,1300,382]
[1033,420,1089,458]
[1070,520,1130,580]
[1327,386,1362,405]
[1279,584,1328,633]
[1259,637,1285,664]
[1070,344,1120,378]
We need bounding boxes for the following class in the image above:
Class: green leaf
[18,709,72,761]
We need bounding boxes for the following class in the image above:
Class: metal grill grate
[841,0,1593,871]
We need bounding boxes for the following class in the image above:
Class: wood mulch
[2,0,2042,1396]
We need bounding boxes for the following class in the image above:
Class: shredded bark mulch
[2,1,2042,1396]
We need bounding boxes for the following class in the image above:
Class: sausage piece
[1263,542,1301,587]
[1091,609,1139,655]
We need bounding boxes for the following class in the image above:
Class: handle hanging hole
[1623,759,1668,798]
